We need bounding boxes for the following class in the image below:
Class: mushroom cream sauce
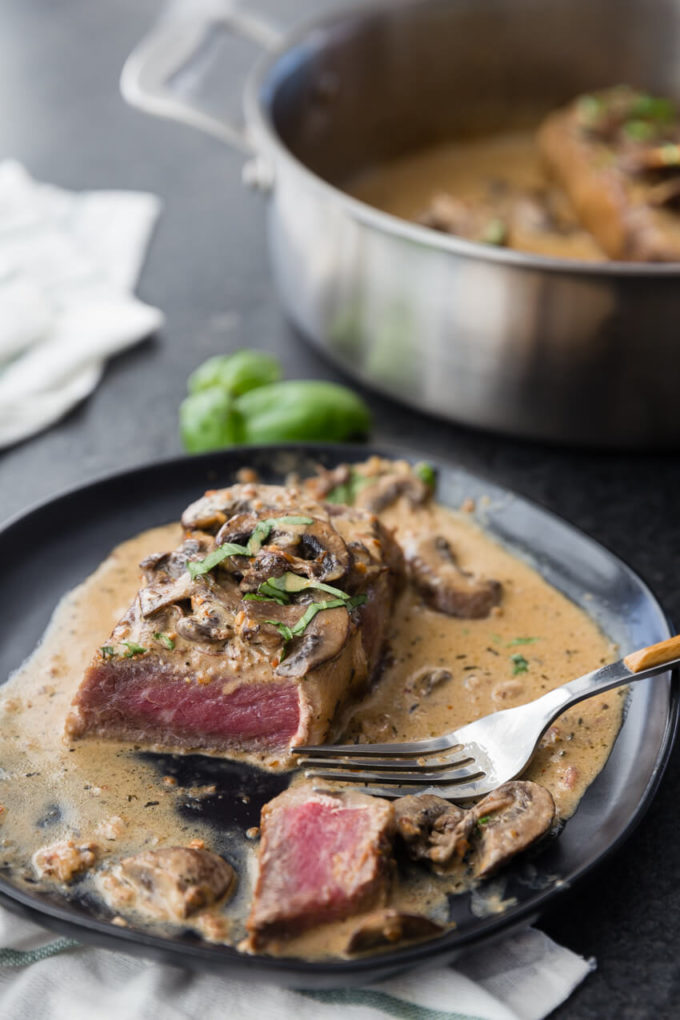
[349,130,606,261]
[0,483,622,958]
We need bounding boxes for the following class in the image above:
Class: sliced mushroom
[140,537,208,582]
[305,459,432,512]
[234,598,300,655]
[354,472,431,514]
[345,909,445,953]
[181,483,322,534]
[405,667,452,699]
[275,604,351,678]
[394,794,474,868]
[214,510,351,589]
[405,534,502,618]
[181,485,279,533]
[470,781,555,878]
[176,599,234,644]
[395,782,555,878]
[98,847,235,922]
[174,578,243,645]
[304,463,352,501]
[139,573,196,618]
[329,508,406,584]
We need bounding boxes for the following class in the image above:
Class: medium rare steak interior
[247,784,395,948]
[66,481,403,766]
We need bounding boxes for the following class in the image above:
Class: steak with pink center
[247,785,395,948]
[69,660,300,749]
[66,481,403,767]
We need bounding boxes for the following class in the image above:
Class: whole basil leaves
[180,350,372,453]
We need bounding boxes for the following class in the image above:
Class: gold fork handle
[624,634,680,673]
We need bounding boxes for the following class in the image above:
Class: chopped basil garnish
[659,143,680,166]
[414,461,437,489]
[153,632,175,650]
[266,597,345,640]
[188,542,250,579]
[479,218,507,246]
[100,645,115,660]
[122,641,148,658]
[477,815,492,826]
[510,653,529,675]
[266,593,367,658]
[267,516,315,526]
[243,592,289,605]
[576,94,606,127]
[188,517,314,577]
[266,621,295,644]
[246,516,313,556]
[258,571,348,602]
[508,637,538,646]
[629,93,675,123]
[623,118,657,142]
[325,468,372,506]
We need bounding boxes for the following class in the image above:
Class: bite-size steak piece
[247,785,395,949]
[66,482,403,767]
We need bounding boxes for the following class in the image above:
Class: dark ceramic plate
[0,444,676,986]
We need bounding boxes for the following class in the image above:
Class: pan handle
[120,0,283,155]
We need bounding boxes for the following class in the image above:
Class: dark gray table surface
[1,1,679,1015]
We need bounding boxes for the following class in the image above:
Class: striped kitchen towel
[0,911,593,1020]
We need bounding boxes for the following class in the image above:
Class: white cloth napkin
[0,912,593,1020]
[0,161,163,448]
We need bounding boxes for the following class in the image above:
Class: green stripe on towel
[299,988,484,1020]
[0,937,80,967]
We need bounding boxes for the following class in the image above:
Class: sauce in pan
[349,131,605,261]
[0,494,623,958]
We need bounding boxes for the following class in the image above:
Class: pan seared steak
[66,482,403,766]
[247,784,395,949]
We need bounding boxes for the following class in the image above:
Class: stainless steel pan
[122,0,680,446]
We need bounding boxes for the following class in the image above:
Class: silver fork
[292,635,680,800]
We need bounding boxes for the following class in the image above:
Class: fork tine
[303,762,485,786]
[325,779,491,801]
[293,736,462,758]
[296,753,475,772]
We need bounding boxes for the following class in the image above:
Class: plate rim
[0,442,677,983]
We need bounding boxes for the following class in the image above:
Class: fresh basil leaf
[100,645,116,659]
[122,641,148,658]
[246,516,316,555]
[243,591,289,605]
[259,571,348,601]
[414,461,437,489]
[264,620,294,644]
[325,469,372,505]
[246,520,272,556]
[270,516,315,526]
[510,653,529,675]
[188,541,250,579]
[290,597,347,637]
[153,632,175,650]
